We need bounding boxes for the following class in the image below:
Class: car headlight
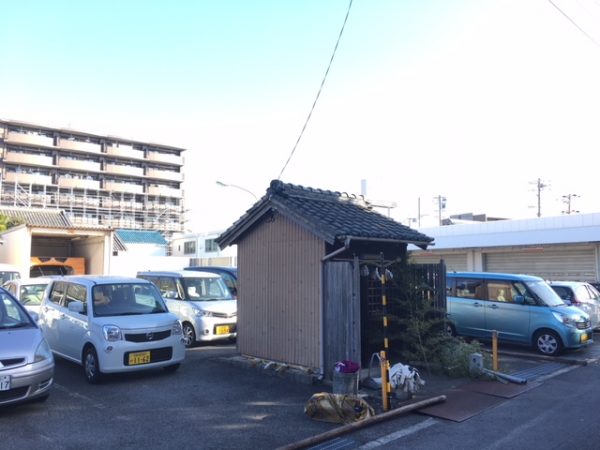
[172,320,183,335]
[103,324,122,341]
[34,339,53,363]
[552,312,576,328]
[193,308,213,317]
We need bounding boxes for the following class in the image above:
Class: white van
[0,263,22,284]
[137,270,237,347]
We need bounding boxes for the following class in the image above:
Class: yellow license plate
[581,334,589,343]
[128,351,151,365]
[215,325,230,335]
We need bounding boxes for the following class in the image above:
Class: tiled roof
[217,180,433,249]
[115,229,167,245]
[0,207,73,227]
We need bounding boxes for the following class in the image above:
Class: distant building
[170,231,237,267]
[410,212,600,282]
[0,119,186,236]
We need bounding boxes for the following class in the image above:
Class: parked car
[184,266,238,298]
[548,281,600,330]
[137,270,237,347]
[446,272,593,356]
[0,263,22,284]
[38,276,186,383]
[0,287,54,406]
[3,277,53,316]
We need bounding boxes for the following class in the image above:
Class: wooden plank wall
[323,259,361,379]
[237,213,324,369]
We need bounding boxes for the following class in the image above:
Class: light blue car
[446,272,593,356]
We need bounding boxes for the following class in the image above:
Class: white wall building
[410,212,600,282]
[170,231,237,267]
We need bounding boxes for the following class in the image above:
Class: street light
[216,181,258,201]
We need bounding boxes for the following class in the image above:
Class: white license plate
[0,375,11,391]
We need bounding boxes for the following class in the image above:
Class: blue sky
[2,1,599,231]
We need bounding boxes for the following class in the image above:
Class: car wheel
[163,363,180,373]
[534,330,563,356]
[83,347,103,384]
[182,323,196,348]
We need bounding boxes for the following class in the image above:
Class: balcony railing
[146,168,183,182]
[58,138,102,154]
[106,145,144,160]
[5,131,54,147]
[4,172,53,185]
[104,181,144,194]
[4,151,53,166]
[57,177,101,190]
[146,151,183,166]
[104,163,144,177]
[148,185,182,198]
[57,158,101,172]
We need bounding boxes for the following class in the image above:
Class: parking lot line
[357,417,437,449]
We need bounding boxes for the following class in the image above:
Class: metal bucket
[332,370,359,395]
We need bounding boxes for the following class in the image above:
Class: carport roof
[217,180,433,249]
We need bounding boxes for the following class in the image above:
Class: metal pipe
[277,394,447,450]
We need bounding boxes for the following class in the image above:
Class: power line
[277,0,354,180]
[547,0,600,48]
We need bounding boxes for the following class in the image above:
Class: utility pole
[561,194,580,214]
[530,178,549,218]
[434,195,446,226]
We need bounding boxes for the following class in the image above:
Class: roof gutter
[340,234,433,250]
[321,236,351,262]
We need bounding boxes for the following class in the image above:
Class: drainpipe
[318,237,352,379]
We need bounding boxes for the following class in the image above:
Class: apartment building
[0,119,185,235]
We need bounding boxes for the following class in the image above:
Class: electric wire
[277,0,354,180]
[547,0,600,48]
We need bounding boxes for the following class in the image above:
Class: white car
[38,276,186,383]
[0,287,54,406]
[137,270,237,347]
[3,277,53,316]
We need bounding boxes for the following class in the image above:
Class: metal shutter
[484,246,597,281]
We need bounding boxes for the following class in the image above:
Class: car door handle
[489,304,499,309]
[59,313,66,319]
[473,302,482,307]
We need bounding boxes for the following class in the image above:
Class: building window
[205,239,220,253]
[184,241,196,255]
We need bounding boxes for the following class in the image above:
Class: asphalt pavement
[2,336,599,450]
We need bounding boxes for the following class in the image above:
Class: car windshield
[0,290,35,329]
[93,283,169,317]
[526,280,565,307]
[19,283,48,306]
[180,277,233,301]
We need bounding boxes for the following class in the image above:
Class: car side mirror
[514,295,525,305]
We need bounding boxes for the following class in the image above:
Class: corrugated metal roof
[0,207,73,227]
[218,180,433,249]
[115,229,167,245]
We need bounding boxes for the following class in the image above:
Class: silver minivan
[446,272,593,356]
[137,270,237,347]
